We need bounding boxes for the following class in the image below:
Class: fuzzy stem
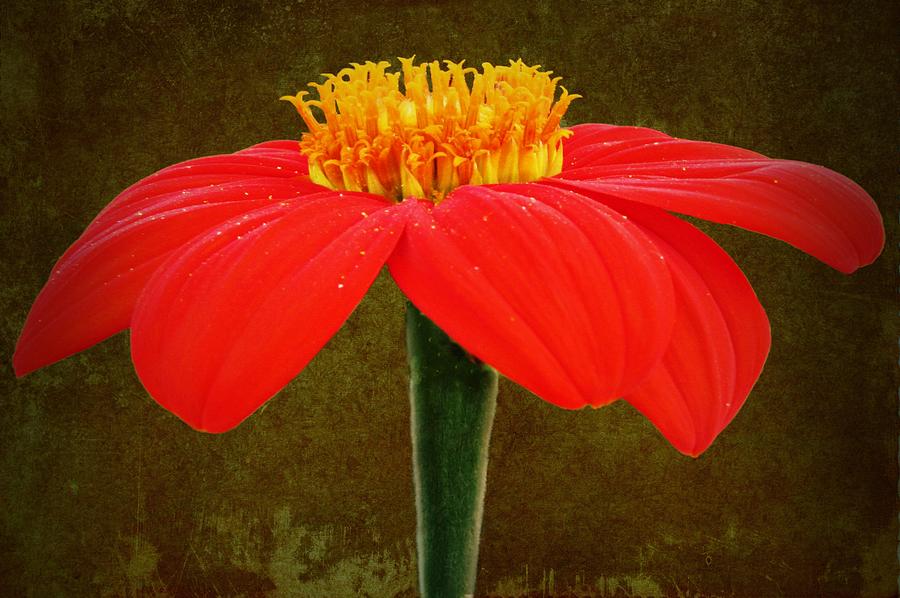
[406,302,499,598]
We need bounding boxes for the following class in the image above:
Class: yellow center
[281,58,579,202]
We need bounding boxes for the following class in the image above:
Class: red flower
[13,60,883,456]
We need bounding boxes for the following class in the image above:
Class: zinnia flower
[13,59,883,457]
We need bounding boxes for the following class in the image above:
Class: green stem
[406,302,499,598]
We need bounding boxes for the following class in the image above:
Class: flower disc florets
[282,58,580,202]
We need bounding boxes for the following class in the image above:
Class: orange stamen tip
[288,58,578,202]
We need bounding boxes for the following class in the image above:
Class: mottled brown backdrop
[1,0,897,596]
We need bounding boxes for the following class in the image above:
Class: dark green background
[1,1,896,596]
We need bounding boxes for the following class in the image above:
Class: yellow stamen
[281,58,580,202]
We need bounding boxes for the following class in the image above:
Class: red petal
[14,143,324,376]
[555,187,771,456]
[388,185,675,409]
[89,145,311,236]
[556,126,884,273]
[235,140,304,155]
[562,123,672,158]
[130,194,410,433]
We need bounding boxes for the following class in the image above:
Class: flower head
[13,59,884,456]
[281,59,578,201]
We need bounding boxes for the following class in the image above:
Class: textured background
[1,0,897,596]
